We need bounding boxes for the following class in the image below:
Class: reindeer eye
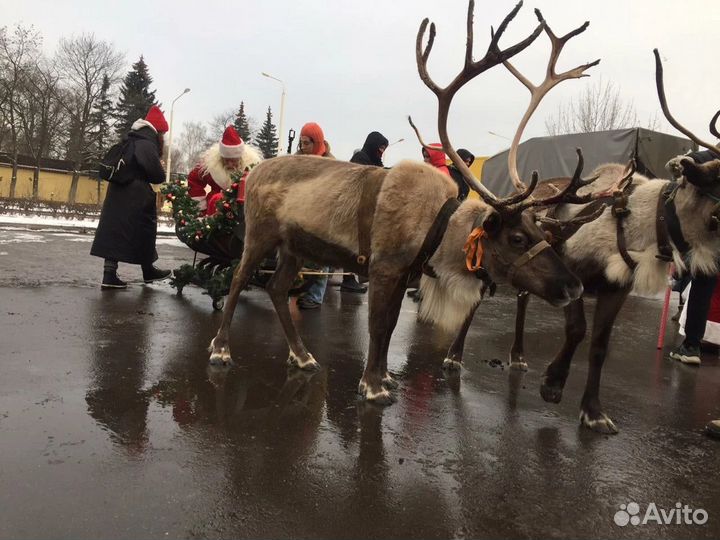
[510,233,526,248]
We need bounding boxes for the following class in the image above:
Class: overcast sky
[5,0,720,169]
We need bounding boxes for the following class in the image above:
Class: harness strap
[356,170,386,265]
[506,240,552,284]
[414,198,461,278]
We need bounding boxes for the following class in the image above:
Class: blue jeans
[303,266,329,304]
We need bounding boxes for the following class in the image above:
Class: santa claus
[187,125,263,216]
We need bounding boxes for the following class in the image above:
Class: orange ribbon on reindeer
[463,227,486,271]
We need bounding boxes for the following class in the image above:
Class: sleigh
[170,216,277,310]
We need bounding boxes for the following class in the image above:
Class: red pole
[657,265,674,350]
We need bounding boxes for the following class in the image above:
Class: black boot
[101,271,127,290]
[341,274,367,293]
[142,265,171,283]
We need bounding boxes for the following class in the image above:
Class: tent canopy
[481,128,697,198]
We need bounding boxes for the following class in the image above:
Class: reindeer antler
[503,14,600,191]
[709,109,720,141]
[415,0,545,204]
[520,149,598,209]
[654,49,720,158]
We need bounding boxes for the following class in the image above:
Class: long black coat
[91,126,166,264]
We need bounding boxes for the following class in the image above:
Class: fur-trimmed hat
[219,126,244,158]
[145,105,169,133]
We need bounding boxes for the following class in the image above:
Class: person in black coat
[91,105,171,289]
[350,131,389,167]
[448,148,475,201]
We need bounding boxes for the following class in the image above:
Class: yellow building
[0,163,109,205]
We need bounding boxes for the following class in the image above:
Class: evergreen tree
[254,106,278,159]
[114,55,157,137]
[89,74,115,158]
[233,101,252,143]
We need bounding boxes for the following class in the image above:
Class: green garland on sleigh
[161,171,246,300]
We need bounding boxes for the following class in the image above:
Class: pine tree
[233,101,252,143]
[89,74,115,158]
[114,55,157,137]
[254,106,278,158]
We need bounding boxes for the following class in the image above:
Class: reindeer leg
[359,272,404,405]
[267,251,319,371]
[579,287,629,435]
[509,290,530,371]
[540,298,586,404]
[209,240,272,365]
[378,277,408,390]
[443,301,480,371]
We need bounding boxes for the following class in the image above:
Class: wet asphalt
[1,225,719,540]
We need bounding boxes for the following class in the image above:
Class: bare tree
[55,33,124,203]
[545,78,659,135]
[0,24,42,197]
[207,108,236,141]
[176,121,211,173]
[16,57,66,198]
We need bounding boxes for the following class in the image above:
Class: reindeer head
[413,0,601,308]
[681,159,720,194]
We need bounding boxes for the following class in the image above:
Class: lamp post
[261,72,286,156]
[164,88,191,183]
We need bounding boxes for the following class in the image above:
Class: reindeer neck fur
[419,199,490,332]
[558,163,720,295]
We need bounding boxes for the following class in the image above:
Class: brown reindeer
[207,1,591,405]
[445,49,720,434]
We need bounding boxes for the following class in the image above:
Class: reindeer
[444,49,720,434]
[207,1,592,405]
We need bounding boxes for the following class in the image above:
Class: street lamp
[164,87,191,183]
[261,72,286,155]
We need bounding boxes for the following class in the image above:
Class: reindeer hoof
[287,352,320,371]
[540,381,564,404]
[364,387,396,406]
[382,373,399,390]
[208,339,232,365]
[509,361,528,372]
[442,358,463,371]
[580,410,619,434]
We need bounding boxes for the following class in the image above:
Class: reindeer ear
[481,210,502,236]
[681,158,714,187]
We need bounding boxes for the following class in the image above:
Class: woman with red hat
[91,105,172,289]
[187,125,262,216]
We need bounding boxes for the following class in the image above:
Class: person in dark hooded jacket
[448,148,475,201]
[350,131,389,167]
[90,105,171,289]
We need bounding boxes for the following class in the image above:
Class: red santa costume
[187,126,263,216]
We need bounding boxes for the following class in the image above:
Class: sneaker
[101,272,127,290]
[706,420,720,440]
[669,343,701,365]
[297,297,321,310]
[340,275,367,293]
[142,266,171,283]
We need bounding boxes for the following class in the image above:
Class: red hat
[219,125,244,158]
[145,105,169,133]
[300,122,326,156]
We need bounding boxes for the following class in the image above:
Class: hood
[424,144,447,168]
[361,131,389,166]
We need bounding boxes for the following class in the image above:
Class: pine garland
[161,170,246,245]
